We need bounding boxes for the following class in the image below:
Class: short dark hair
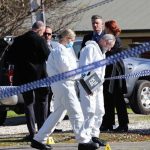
[91,15,103,21]
[32,21,45,30]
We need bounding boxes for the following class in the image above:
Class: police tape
[105,70,150,80]
[0,42,150,99]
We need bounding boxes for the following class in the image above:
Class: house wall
[121,31,150,48]
[76,31,150,49]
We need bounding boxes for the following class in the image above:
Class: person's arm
[81,35,87,49]
[111,37,122,53]
[79,46,95,78]
[80,46,95,66]
[39,37,50,61]
[116,60,127,93]
[81,33,93,49]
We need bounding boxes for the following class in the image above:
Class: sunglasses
[44,32,52,36]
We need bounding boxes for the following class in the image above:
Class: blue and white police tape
[0,42,150,99]
[105,70,150,80]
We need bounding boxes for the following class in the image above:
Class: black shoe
[31,139,52,150]
[92,137,107,146]
[23,134,34,142]
[113,125,128,132]
[100,125,113,132]
[78,142,99,150]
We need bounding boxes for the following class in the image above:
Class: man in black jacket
[7,21,50,141]
[81,15,105,49]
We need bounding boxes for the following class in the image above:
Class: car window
[129,43,150,59]
[73,40,82,57]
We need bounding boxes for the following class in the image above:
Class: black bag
[79,72,102,95]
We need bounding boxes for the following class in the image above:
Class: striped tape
[0,42,150,99]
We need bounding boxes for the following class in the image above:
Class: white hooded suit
[79,40,106,141]
[34,43,89,143]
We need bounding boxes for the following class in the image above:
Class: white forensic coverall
[34,43,88,143]
[79,40,106,141]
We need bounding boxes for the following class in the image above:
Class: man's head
[44,26,53,41]
[32,21,45,36]
[91,15,103,33]
[98,34,116,53]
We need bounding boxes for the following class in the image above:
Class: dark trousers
[113,84,129,126]
[22,87,49,136]
[102,90,115,128]
[102,81,129,127]
[48,87,53,115]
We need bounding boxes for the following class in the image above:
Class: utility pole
[30,0,46,25]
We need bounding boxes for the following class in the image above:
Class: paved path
[1,142,150,150]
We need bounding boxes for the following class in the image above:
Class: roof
[72,0,150,31]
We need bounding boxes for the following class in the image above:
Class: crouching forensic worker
[31,29,99,150]
[79,34,116,148]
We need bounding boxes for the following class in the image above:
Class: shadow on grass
[127,129,150,135]
[4,116,26,126]
[102,128,150,135]
[3,115,69,126]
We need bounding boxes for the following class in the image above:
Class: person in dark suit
[81,15,105,49]
[44,26,53,52]
[6,21,50,141]
[43,25,53,115]
[100,20,129,132]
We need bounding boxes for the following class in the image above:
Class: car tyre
[130,80,150,115]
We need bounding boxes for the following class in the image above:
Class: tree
[45,0,114,34]
[0,0,113,37]
[0,0,66,37]
[45,0,84,34]
[0,0,28,37]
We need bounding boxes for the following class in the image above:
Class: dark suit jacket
[81,31,105,49]
[6,31,50,85]
[81,32,93,49]
[104,37,127,94]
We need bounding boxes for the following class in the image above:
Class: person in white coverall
[31,29,100,150]
[79,34,116,148]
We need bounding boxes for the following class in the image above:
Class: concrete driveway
[1,142,150,150]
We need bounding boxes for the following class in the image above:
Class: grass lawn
[7,107,133,118]
[1,109,149,147]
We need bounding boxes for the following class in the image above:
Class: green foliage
[7,111,25,118]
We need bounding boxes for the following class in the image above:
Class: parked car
[0,37,25,125]
[0,38,150,126]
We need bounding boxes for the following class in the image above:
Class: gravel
[0,119,72,136]
[0,114,150,136]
